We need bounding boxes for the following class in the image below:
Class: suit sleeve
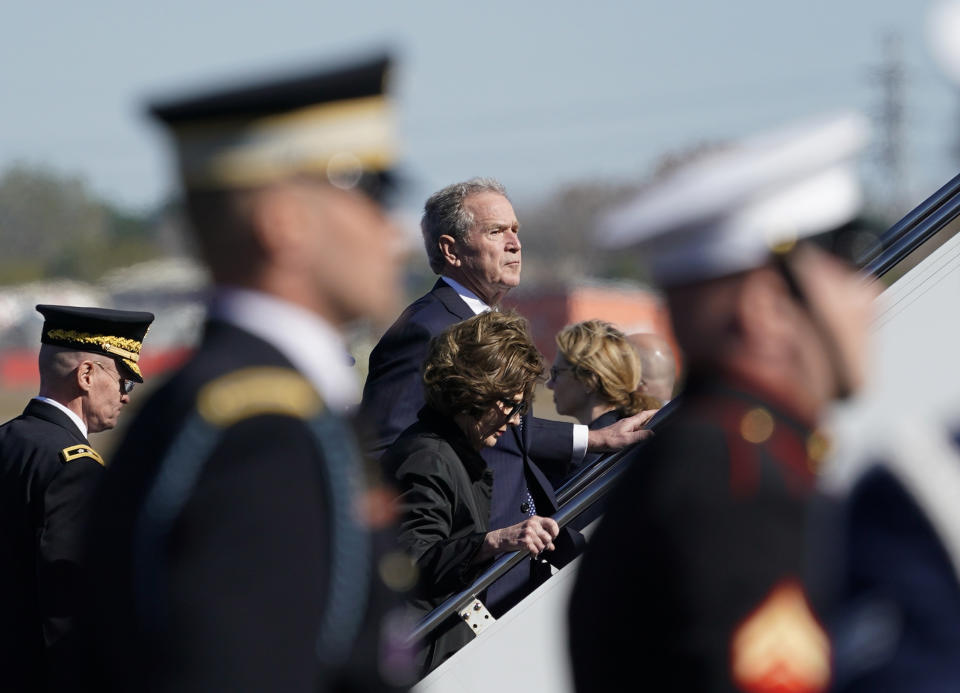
[37,454,104,688]
[524,415,575,486]
[360,320,434,458]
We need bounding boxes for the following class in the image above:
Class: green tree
[0,163,163,284]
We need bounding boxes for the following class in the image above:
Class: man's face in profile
[457,191,522,296]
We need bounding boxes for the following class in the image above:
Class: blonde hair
[555,320,644,416]
[423,310,544,418]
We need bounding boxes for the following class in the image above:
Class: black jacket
[0,399,103,692]
[383,407,582,674]
[381,408,493,672]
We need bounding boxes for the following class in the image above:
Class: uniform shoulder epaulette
[197,366,324,428]
[60,444,105,467]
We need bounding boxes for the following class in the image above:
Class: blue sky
[1,1,957,214]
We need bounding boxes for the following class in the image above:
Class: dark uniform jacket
[569,375,831,693]
[0,399,103,692]
[85,320,411,693]
[360,278,581,612]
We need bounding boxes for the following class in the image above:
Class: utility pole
[870,32,908,218]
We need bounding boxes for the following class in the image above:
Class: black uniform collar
[416,406,489,481]
[23,399,88,442]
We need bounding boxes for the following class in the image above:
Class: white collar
[208,287,359,412]
[441,276,492,316]
[34,396,88,438]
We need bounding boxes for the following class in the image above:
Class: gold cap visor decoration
[36,305,155,383]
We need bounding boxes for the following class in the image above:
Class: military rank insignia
[60,444,105,467]
[730,581,830,693]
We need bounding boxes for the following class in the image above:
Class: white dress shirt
[208,287,359,412]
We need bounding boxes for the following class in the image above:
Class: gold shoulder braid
[60,444,105,467]
[196,367,324,427]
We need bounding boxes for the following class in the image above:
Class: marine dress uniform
[0,305,153,692]
[569,113,880,693]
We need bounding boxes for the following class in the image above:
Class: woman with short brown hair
[382,310,563,673]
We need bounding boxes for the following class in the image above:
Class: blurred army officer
[85,55,413,692]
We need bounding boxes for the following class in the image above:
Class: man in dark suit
[361,178,652,616]
[0,304,153,692]
[85,56,414,692]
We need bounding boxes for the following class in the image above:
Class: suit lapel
[431,278,477,321]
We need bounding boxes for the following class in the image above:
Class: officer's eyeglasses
[497,398,528,420]
[94,362,135,394]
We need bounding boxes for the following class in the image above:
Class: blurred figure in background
[382,310,574,674]
[627,331,677,406]
[547,320,648,475]
[569,113,882,693]
[547,319,652,528]
[0,305,153,691]
[85,56,413,692]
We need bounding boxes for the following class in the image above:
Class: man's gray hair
[38,344,88,395]
[421,177,508,274]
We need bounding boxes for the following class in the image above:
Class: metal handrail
[865,169,960,279]
[404,170,960,648]
[555,398,680,507]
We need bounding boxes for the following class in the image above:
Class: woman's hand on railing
[473,516,560,563]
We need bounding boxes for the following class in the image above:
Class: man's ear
[438,234,462,268]
[76,360,96,393]
[250,184,309,259]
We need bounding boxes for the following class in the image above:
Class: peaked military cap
[598,112,882,287]
[148,53,397,200]
[36,305,155,383]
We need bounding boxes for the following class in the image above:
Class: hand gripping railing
[404,169,960,648]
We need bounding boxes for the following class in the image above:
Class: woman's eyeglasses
[497,398,529,419]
